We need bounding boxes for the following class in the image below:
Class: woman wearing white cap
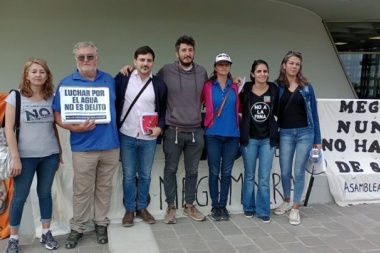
[201,53,240,221]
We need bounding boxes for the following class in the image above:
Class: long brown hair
[19,58,54,100]
[276,51,308,88]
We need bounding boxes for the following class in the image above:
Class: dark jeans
[163,127,204,205]
[206,135,239,208]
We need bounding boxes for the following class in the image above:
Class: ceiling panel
[326,22,380,52]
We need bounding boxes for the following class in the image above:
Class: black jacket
[114,72,167,144]
[239,81,279,147]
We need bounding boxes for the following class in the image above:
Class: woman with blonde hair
[5,58,62,252]
[273,51,321,225]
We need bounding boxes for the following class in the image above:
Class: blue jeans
[120,134,157,211]
[10,154,59,228]
[279,127,314,204]
[206,135,239,208]
[241,138,275,217]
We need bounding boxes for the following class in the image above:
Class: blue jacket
[114,72,167,144]
[277,83,321,144]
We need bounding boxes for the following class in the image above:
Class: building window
[325,22,380,99]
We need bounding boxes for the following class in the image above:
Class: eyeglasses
[76,54,96,62]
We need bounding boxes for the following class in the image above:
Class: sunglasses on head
[286,51,302,56]
[76,54,96,62]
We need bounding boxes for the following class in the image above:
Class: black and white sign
[319,99,380,206]
[59,86,110,124]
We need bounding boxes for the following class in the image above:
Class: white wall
[0,0,354,98]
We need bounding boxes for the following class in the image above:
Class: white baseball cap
[215,53,232,64]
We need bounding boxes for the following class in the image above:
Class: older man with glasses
[52,41,120,249]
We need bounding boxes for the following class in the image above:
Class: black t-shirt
[249,89,271,139]
[279,88,308,128]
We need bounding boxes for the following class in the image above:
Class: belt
[167,126,197,133]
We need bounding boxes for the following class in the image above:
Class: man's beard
[80,68,95,74]
[179,58,193,68]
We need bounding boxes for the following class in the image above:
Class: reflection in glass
[340,54,380,99]
[325,22,380,99]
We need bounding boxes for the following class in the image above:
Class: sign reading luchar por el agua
[319,99,380,206]
[59,86,110,124]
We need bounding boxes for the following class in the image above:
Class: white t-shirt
[5,90,59,157]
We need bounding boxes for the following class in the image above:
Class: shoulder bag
[0,90,21,180]
[119,78,152,129]
[201,86,236,160]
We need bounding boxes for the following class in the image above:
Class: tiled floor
[2,203,380,252]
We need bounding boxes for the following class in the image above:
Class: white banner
[319,99,380,206]
[59,86,110,124]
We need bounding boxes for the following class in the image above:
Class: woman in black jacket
[240,59,278,223]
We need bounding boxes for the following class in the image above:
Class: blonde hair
[19,58,54,100]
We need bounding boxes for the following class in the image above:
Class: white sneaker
[274,201,292,215]
[289,209,301,225]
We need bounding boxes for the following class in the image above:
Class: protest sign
[319,99,380,206]
[59,86,110,124]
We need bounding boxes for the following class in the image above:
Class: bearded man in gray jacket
[157,35,207,224]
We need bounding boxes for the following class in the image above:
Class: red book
[140,112,158,135]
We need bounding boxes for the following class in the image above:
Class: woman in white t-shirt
[4,58,62,252]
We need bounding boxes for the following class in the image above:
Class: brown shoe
[136,208,156,224]
[164,204,177,224]
[122,211,134,227]
[183,204,205,221]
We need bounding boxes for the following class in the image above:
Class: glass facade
[326,22,380,99]
[340,53,380,99]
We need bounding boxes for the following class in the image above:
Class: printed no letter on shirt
[59,86,111,124]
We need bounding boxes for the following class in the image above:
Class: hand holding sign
[71,118,96,132]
